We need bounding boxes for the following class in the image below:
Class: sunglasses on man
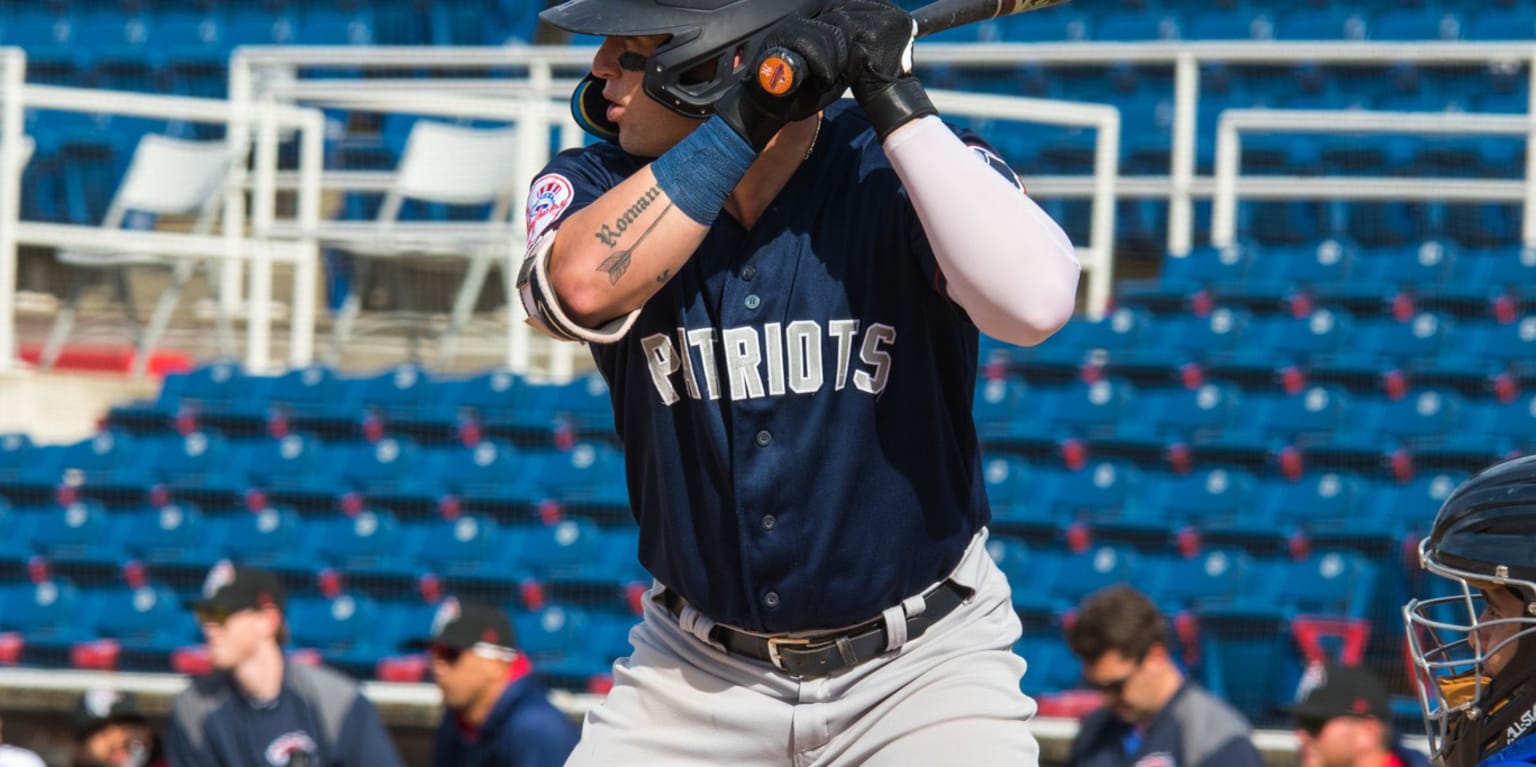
[429,643,519,665]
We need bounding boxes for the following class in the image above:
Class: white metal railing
[915,40,1536,255]
[2,80,327,374]
[0,48,24,374]
[1211,109,1536,248]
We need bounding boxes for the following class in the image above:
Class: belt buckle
[765,636,815,672]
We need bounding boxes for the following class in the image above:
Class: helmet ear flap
[571,73,619,141]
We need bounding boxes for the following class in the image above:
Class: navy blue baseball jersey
[529,101,1026,633]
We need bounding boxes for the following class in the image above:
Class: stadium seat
[1209,308,1356,376]
[984,458,1060,541]
[206,503,311,571]
[421,440,544,522]
[1117,245,1254,308]
[1260,471,1387,552]
[347,365,456,443]
[0,576,89,663]
[512,605,612,690]
[265,366,358,439]
[407,512,508,578]
[287,591,386,677]
[996,7,1089,42]
[41,133,242,377]
[1463,7,1536,40]
[310,506,407,574]
[1313,312,1456,381]
[0,433,62,503]
[148,431,245,508]
[1267,549,1379,618]
[1468,316,1536,380]
[333,437,425,510]
[508,518,612,585]
[1007,305,1150,377]
[293,8,375,46]
[0,497,29,568]
[222,8,297,47]
[1014,635,1086,698]
[54,429,154,503]
[1093,12,1179,41]
[1146,547,1255,614]
[1183,9,1269,40]
[1231,238,1356,306]
[1370,471,1466,539]
[238,432,343,510]
[1103,381,1244,455]
[1048,460,1146,531]
[85,583,199,669]
[973,374,1032,440]
[1273,9,1365,40]
[1107,308,1252,381]
[109,360,268,436]
[534,444,630,524]
[113,502,220,571]
[543,373,618,441]
[1003,379,1136,452]
[1370,8,1460,40]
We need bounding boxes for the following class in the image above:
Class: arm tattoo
[597,202,675,287]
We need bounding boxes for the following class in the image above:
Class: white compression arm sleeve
[884,116,1080,347]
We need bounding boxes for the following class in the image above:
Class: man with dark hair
[165,563,405,767]
[419,599,579,767]
[73,689,163,767]
[1065,585,1264,767]
[1289,664,1431,767]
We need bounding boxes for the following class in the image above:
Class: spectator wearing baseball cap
[165,562,405,767]
[417,599,579,767]
[72,688,163,767]
[1290,664,1432,767]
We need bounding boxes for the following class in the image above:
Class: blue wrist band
[651,116,755,226]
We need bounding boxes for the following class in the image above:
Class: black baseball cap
[1289,664,1392,722]
[74,688,146,740]
[189,562,286,615]
[410,598,518,652]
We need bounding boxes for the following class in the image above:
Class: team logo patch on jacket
[527,173,574,242]
[264,732,317,766]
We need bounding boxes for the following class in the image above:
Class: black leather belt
[657,579,974,678]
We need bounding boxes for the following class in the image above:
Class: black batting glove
[715,14,849,152]
[819,0,937,142]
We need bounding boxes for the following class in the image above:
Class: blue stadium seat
[6,12,88,86]
[985,535,1033,584]
[287,591,386,676]
[1266,549,1379,618]
[348,365,455,442]
[55,429,154,502]
[110,360,266,435]
[148,431,245,508]
[973,374,1031,440]
[1015,379,1137,449]
[293,9,374,45]
[1233,238,1356,305]
[0,577,89,659]
[1014,635,1085,697]
[86,584,198,667]
[509,518,611,584]
[0,433,61,502]
[265,367,357,439]
[1463,7,1536,40]
[1313,312,1456,379]
[1210,308,1356,374]
[79,11,157,92]
[407,512,508,578]
[441,369,528,439]
[1118,245,1254,309]
[1048,459,1145,529]
[1240,200,1328,245]
[1262,471,1390,552]
[513,604,612,689]
[1183,9,1269,40]
[333,437,423,505]
[421,440,543,521]
[0,497,28,567]
[1008,305,1150,376]
[207,503,310,571]
[1147,547,1255,614]
[1466,395,1536,458]
[1273,9,1365,40]
[222,9,296,47]
[27,499,122,568]
[1370,471,1465,538]
[1093,12,1179,41]
[544,373,617,440]
[1323,389,1465,463]
[1437,204,1520,250]
[1033,544,1141,620]
[237,433,343,509]
[1469,317,1536,379]
[534,444,629,522]
[1109,308,1252,380]
[1107,381,1244,451]
[1158,465,1256,534]
[1369,8,1460,40]
[113,503,219,570]
[996,7,1089,42]
[984,457,1059,540]
[311,507,407,573]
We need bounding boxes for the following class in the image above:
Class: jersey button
[755,430,772,447]
[745,294,761,310]
[741,265,757,281]
[763,591,780,608]
[760,514,776,531]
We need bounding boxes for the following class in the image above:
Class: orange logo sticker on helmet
[757,55,796,96]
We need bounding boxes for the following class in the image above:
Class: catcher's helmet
[542,0,828,122]
[1404,454,1536,767]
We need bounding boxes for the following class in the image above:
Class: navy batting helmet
[543,0,829,126]
[1404,454,1536,767]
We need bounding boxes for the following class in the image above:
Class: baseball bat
[755,0,1073,97]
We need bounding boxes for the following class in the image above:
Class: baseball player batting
[518,0,1080,764]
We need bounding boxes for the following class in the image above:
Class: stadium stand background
[4,0,1534,762]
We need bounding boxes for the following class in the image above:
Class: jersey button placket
[760,514,776,531]
[741,264,757,281]
[744,294,761,310]
[755,430,772,447]
[763,591,780,609]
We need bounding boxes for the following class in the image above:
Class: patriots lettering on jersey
[526,173,574,243]
[967,142,1026,194]
[640,321,896,405]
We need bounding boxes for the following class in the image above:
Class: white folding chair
[41,134,240,376]
[326,120,522,366]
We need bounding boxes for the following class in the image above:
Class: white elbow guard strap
[516,229,640,345]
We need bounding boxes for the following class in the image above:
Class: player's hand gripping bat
[755,0,1074,98]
